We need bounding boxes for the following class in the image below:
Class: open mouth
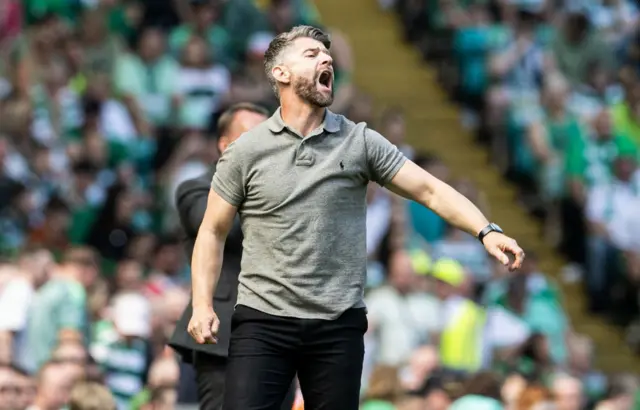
[317,70,333,90]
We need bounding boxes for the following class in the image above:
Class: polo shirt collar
[267,107,340,135]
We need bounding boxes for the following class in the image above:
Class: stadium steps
[315,0,640,372]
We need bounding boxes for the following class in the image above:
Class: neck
[280,94,325,137]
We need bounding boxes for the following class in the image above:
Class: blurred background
[1,0,640,409]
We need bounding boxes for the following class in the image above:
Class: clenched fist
[188,307,220,344]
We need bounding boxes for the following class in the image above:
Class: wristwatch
[477,223,504,244]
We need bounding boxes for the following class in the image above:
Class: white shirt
[366,286,441,365]
[0,277,34,332]
[586,177,640,249]
[99,99,138,142]
[612,198,640,252]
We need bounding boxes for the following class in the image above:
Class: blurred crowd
[1,0,640,410]
[367,0,640,408]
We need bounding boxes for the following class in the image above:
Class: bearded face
[274,36,335,107]
[292,67,334,107]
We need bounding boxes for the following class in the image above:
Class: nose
[320,52,333,67]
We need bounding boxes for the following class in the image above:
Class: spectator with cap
[432,258,486,372]
[91,292,153,410]
[432,223,493,291]
[434,258,531,372]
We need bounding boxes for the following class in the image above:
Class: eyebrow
[302,47,328,55]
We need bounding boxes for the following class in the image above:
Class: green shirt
[552,32,611,85]
[611,102,640,148]
[566,133,638,187]
[92,330,151,409]
[69,205,99,245]
[449,395,504,410]
[82,35,124,76]
[361,400,396,410]
[30,84,83,142]
[22,278,87,373]
[537,113,585,199]
[113,54,178,125]
[24,0,82,25]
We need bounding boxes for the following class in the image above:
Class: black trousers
[223,305,367,410]
[193,351,296,410]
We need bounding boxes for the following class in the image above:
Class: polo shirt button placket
[296,140,314,167]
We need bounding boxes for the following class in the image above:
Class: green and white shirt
[91,322,152,410]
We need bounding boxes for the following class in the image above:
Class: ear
[272,65,291,86]
[218,135,230,153]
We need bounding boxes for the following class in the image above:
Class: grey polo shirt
[211,108,407,319]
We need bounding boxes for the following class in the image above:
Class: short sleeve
[211,140,246,207]
[364,128,407,185]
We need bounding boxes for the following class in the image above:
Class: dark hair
[7,180,27,201]
[263,25,331,96]
[217,103,269,139]
[72,158,99,175]
[83,97,101,118]
[153,234,181,255]
[460,371,502,401]
[45,195,70,215]
[566,12,590,37]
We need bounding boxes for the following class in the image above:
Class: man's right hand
[187,307,220,344]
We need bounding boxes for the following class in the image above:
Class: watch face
[491,223,503,233]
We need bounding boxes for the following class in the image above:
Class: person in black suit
[169,103,295,410]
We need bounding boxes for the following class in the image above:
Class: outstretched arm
[386,160,525,270]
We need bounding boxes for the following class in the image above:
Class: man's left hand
[483,233,525,271]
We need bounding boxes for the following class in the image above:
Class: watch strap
[478,223,503,244]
